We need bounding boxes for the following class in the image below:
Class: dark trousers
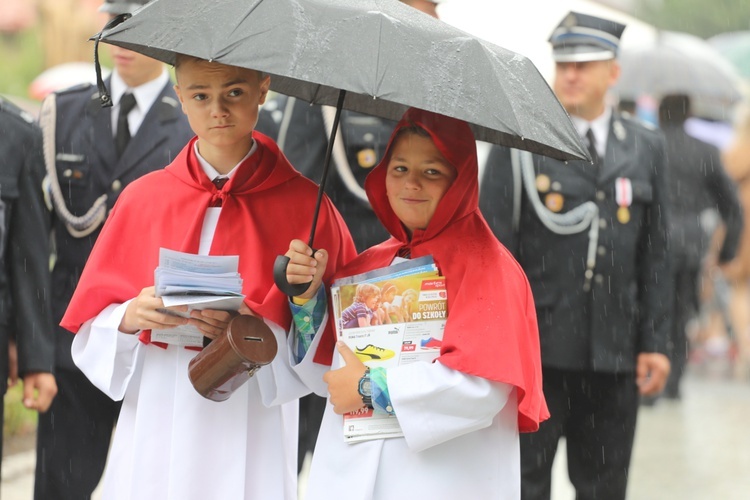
[521,368,639,500]
[665,263,699,398]
[298,393,326,472]
[34,368,120,500]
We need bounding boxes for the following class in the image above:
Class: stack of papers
[331,256,448,443]
[151,248,245,347]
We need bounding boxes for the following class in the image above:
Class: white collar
[571,107,612,158]
[194,140,258,182]
[110,69,170,113]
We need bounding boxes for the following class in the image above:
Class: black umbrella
[96,0,589,294]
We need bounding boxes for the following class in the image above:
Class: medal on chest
[615,177,632,224]
[357,148,377,169]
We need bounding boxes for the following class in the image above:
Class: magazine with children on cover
[331,256,448,442]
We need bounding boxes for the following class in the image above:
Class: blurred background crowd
[1,0,749,498]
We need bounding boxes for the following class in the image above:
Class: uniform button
[63,168,73,178]
[596,190,606,201]
[111,179,122,192]
[303,316,310,322]
[551,181,562,191]
[597,246,606,256]
[585,269,594,279]
[363,132,375,142]
[599,219,607,229]
[594,274,604,284]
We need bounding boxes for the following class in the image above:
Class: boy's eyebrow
[185,78,250,90]
[390,155,444,164]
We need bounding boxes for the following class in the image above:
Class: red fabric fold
[61,132,356,347]
[313,108,549,432]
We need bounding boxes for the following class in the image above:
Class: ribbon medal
[615,177,632,224]
[545,192,564,212]
[357,148,377,168]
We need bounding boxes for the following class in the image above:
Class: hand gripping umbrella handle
[273,90,347,297]
[273,254,317,297]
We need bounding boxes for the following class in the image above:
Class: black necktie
[115,93,137,157]
[212,177,228,190]
[210,177,229,207]
[585,128,600,167]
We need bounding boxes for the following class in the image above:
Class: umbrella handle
[94,13,132,108]
[273,90,346,297]
[273,255,314,297]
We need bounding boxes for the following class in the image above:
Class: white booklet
[331,256,448,443]
[151,248,245,347]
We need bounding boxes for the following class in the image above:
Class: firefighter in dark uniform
[257,0,443,472]
[33,1,193,498]
[0,97,56,472]
[479,12,671,500]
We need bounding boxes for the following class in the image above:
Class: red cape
[314,108,549,433]
[62,132,356,344]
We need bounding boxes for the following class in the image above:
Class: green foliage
[3,384,38,439]
[0,28,44,99]
[634,0,750,38]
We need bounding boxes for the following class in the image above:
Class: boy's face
[174,58,270,156]
[385,132,457,235]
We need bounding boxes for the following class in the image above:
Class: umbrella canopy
[98,0,592,295]
[613,30,747,122]
[709,31,750,81]
[98,0,588,162]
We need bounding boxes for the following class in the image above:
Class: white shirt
[109,69,170,138]
[193,140,257,255]
[571,106,612,159]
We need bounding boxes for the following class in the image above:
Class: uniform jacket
[47,80,193,370]
[480,111,671,373]
[0,97,54,392]
[257,95,393,251]
[661,122,742,267]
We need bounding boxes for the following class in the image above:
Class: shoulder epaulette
[55,82,96,97]
[0,95,36,125]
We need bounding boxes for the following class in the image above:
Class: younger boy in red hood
[285,107,547,500]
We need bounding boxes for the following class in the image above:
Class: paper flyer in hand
[151,248,245,347]
[331,256,448,443]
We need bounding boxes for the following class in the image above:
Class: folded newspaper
[151,248,244,347]
[331,256,448,443]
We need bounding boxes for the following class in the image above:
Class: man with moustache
[479,12,671,500]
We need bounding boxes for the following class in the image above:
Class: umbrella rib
[374,9,384,99]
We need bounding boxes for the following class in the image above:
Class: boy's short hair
[354,283,380,303]
[173,53,268,81]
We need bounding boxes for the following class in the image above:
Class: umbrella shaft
[307,89,347,248]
